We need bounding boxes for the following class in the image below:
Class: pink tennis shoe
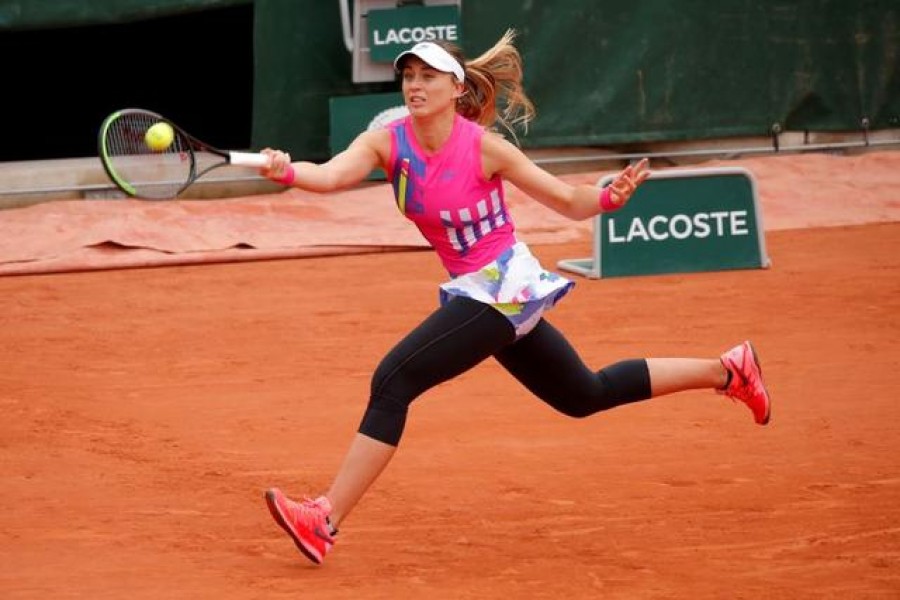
[265,489,336,564]
[719,341,771,425]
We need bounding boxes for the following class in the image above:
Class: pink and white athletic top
[386,114,515,275]
[386,114,574,338]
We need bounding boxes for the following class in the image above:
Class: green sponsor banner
[329,92,407,180]
[558,168,770,279]
[367,5,461,63]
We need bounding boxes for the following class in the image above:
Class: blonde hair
[435,29,536,141]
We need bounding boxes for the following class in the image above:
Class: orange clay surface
[1,153,899,599]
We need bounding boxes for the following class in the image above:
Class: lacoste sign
[368,5,461,63]
[558,167,771,279]
[606,210,751,243]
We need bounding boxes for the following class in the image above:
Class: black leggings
[359,297,652,446]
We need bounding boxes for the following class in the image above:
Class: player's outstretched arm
[261,129,388,193]
[484,133,650,220]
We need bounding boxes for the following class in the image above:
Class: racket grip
[229,151,270,168]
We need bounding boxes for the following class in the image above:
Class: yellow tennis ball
[145,121,175,152]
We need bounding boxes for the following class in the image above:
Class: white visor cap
[393,41,465,83]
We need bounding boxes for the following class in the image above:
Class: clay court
[1,151,899,598]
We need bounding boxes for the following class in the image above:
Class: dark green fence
[3,0,898,161]
[256,0,900,158]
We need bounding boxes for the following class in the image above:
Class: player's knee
[365,388,410,415]
[543,372,622,418]
[358,397,407,446]
[370,351,430,410]
[556,364,650,417]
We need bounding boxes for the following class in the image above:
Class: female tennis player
[259,30,771,565]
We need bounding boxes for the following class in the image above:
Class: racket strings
[101,112,194,199]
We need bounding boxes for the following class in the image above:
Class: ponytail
[434,29,536,142]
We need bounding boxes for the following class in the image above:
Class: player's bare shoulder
[481,129,529,179]
[360,106,406,155]
[349,127,392,167]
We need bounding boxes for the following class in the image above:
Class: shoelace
[294,497,325,518]
[296,497,336,538]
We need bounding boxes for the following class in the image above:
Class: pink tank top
[386,114,516,275]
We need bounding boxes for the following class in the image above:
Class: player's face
[400,58,462,117]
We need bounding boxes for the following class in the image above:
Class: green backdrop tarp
[252,0,898,160]
[3,0,898,160]
[470,0,900,146]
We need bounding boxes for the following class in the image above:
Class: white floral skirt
[438,242,575,338]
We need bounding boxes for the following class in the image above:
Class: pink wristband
[599,186,619,212]
[273,164,296,186]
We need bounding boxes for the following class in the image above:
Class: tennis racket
[98,108,270,199]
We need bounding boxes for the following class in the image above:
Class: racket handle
[229,151,270,168]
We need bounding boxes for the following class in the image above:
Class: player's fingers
[617,176,636,194]
[611,181,631,204]
[260,149,291,175]
[610,160,650,205]
[624,159,646,182]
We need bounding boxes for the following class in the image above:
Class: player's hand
[609,158,651,208]
[260,148,293,181]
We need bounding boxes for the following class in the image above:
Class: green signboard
[367,5,461,63]
[558,167,771,279]
[329,91,407,180]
